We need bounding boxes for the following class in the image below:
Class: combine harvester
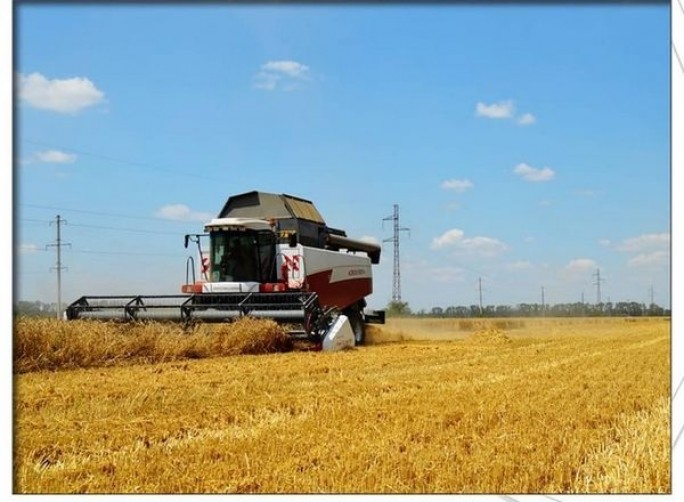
[66,191,385,351]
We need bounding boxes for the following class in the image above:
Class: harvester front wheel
[347,310,365,346]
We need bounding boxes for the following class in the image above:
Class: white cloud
[565,258,597,272]
[403,260,466,285]
[254,60,310,91]
[459,236,508,256]
[599,239,612,247]
[627,251,668,268]
[431,229,465,249]
[506,260,533,271]
[253,71,279,91]
[18,243,39,255]
[513,163,555,182]
[609,233,670,270]
[614,233,669,253]
[426,266,466,283]
[475,100,538,127]
[35,150,77,164]
[475,100,515,119]
[261,60,309,78]
[155,204,214,222]
[359,235,380,246]
[431,228,507,256]
[441,178,474,193]
[18,72,105,113]
[517,113,536,125]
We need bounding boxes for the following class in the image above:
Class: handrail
[186,256,196,286]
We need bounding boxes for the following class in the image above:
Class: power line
[19,203,192,223]
[19,218,183,236]
[20,217,52,224]
[65,249,184,257]
[17,246,49,253]
[21,138,221,181]
[17,245,182,257]
[17,243,182,257]
[67,223,183,236]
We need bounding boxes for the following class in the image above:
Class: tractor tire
[347,310,365,346]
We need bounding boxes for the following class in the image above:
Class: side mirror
[184,235,190,249]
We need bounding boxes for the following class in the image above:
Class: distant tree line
[386,300,670,318]
[15,299,671,319]
[14,301,58,318]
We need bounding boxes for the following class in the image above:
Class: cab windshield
[210,230,276,283]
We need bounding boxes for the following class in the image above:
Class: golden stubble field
[14,316,671,494]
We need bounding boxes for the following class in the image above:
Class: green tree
[386,300,412,316]
[14,301,57,318]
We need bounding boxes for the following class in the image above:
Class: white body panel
[201,282,260,293]
[304,246,371,281]
[277,244,371,282]
[322,315,355,351]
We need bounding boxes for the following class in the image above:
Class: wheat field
[13,316,670,493]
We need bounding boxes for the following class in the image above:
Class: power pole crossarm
[46,215,71,319]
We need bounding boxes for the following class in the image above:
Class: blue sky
[14,3,671,311]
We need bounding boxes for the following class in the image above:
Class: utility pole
[47,215,71,319]
[592,268,604,304]
[541,286,545,315]
[649,284,655,306]
[382,204,410,303]
[478,277,483,315]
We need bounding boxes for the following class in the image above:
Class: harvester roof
[215,190,379,263]
[218,191,325,224]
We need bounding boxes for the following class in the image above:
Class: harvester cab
[66,191,385,351]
